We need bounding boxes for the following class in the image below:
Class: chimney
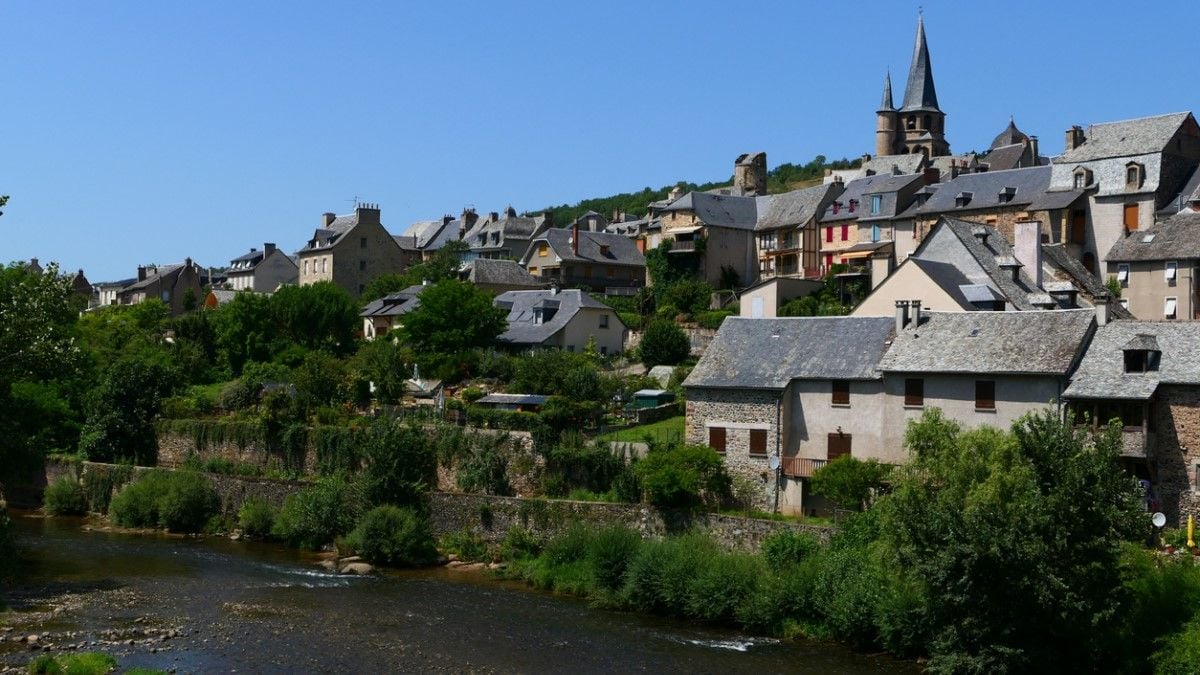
[264,242,276,255]
[1013,220,1043,288]
[550,282,559,295]
[137,265,148,282]
[356,203,381,225]
[572,220,580,256]
[1065,125,1085,152]
[322,212,336,227]
[861,153,872,164]
[971,225,989,247]
[833,175,844,186]
[461,208,478,232]
[895,300,910,332]
[668,185,683,201]
[250,247,257,253]
[488,211,499,222]
[505,205,517,218]
[1028,135,1040,165]
[443,214,454,226]
[922,167,940,184]
[910,299,922,327]
[1095,292,1109,327]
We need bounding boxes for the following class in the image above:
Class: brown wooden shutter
[975,380,996,410]
[827,433,852,461]
[832,380,850,405]
[904,378,924,406]
[1124,203,1138,232]
[749,429,768,456]
[709,427,726,454]
[1071,211,1086,244]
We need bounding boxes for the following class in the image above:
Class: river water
[1,512,915,673]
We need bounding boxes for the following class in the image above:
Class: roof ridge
[1087,111,1191,128]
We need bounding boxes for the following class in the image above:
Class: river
[1,512,915,673]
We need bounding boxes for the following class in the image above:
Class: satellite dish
[768,455,781,471]
[1152,512,1167,528]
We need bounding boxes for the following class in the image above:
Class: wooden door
[1124,203,1139,232]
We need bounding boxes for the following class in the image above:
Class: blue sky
[2,0,1195,281]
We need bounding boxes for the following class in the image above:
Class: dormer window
[998,187,1017,203]
[848,199,858,213]
[599,245,611,257]
[1124,349,1160,373]
[1126,162,1145,189]
[955,191,973,207]
[1073,167,1094,189]
[832,201,842,215]
[870,195,882,215]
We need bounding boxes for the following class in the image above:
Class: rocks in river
[446,553,459,563]
[339,562,374,575]
[25,634,39,645]
[318,559,337,571]
[338,556,363,565]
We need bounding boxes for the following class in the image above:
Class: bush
[500,526,541,561]
[638,320,690,368]
[109,471,218,533]
[237,499,276,538]
[44,477,88,516]
[686,551,765,624]
[27,651,117,675]
[346,505,438,567]
[1154,617,1200,675]
[272,476,364,549]
[456,445,511,496]
[622,533,720,616]
[762,530,821,569]
[586,526,642,592]
[810,455,891,511]
[634,444,731,508]
[440,528,489,562]
[695,310,732,330]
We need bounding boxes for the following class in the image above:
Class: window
[832,380,850,406]
[1126,163,1144,188]
[599,314,609,328]
[1166,261,1178,284]
[1117,264,1129,286]
[955,192,973,207]
[303,260,309,274]
[870,195,882,215]
[538,244,548,257]
[607,267,616,277]
[1073,168,1093,189]
[871,224,881,243]
[824,253,834,269]
[975,380,996,410]
[1166,297,1178,320]
[360,237,367,248]
[1070,210,1086,245]
[827,433,852,461]
[321,258,327,273]
[841,224,849,241]
[906,115,916,130]
[1124,349,1161,373]
[359,260,366,271]
[600,346,607,355]
[709,427,726,454]
[825,227,834,243]
[904,378,924,407]
[998,187,1016,203]
[1124,203,1139,232]
[749,429,768,457]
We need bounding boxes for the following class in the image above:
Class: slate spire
[879,70,895,111]
[900,14,940,112]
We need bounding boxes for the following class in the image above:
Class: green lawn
[598,415,685,444]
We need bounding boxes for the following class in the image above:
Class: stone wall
[427,492,829,552]
[158,430,317,474]
[1154,385,1200,525]
[685,387,781,510]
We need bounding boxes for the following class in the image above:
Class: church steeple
[879,70,895,111]
[900,14,940,113]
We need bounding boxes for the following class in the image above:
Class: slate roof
[1106,210,1200,262]
[912,218,1047,310]
[819,173,923,223]
[207,289,238,306]
[660,192,758,229]
[990,119,1030,150]
[124,263,186,292]
[476,393,549,407]
[463,259,542,287]
[683,317,896,390]
[464,211,549,251]
[1063,322,1200,400]
[878,309,1095,375]
[299,213,358,253]
[494,289,615,346]
[1056,112,1192,163]
[230,249,265,266]
[879,71,895,110]
[1040,244,1134,319]
[754,183,841,231]
[1029,188,1087,211]
[359,285,425,318]
[916,166,1051,215]
[95,277,137,290]
[393,235,419,251]
[528,229,645,266]
[860,154,926,176]
[900,15,940,113]
[980,143,1030,172]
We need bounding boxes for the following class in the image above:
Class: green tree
[400,279,506,355]
[212,291,275,374]
[270,282,359,356]
[882,408,1143,671]
[354,337,411,403]
[810,455,891,511]
[360,419,439,510]
[77,357,178,465]
[638,320,690,368]
[634,443,731,508]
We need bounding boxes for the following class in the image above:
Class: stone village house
[493,288,625,356]
[297,204,420,297]
[1105,210,1200,321]
[685,307,1096,515]
[226,242,298,293]
[519,222,646,293]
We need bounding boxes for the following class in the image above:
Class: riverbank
[0,512,912,673]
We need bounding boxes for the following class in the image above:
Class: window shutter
[749,429,768,456]
[709,427,726,454]
[832,380,850,405]
[827,433,852,461]
[975,380,995,410]
[905,378,924,407]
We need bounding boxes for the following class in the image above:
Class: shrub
[586,526,642,592]
[695,310,732,330]
[686,551,765,624]
[622,534,719,616]
[218,378,260,411]
[634,444,731,508]
[346,505,438,567]
[44,477,88,516]
[27,651,118,675]
[456,445,511,496]
[360,419,438,510]
[238,499,276,538]
[638,320,690,368]
[543,522,593,567]
[1153,617,1200,675]
[810,455,891,511]
[500,526,541,561]
[273,476,365,549]
[440,528,489,562]
[762,530,821,569]
[109,471,219,533]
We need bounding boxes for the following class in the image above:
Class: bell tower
[895,14,949,157]
[876,71,900,157]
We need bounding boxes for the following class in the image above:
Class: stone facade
[157,430,317,474]
[686,388,780,510]
[1153,386,1200,525]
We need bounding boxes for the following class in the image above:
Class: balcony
[781,457,827,478]
[669,239,696,253]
